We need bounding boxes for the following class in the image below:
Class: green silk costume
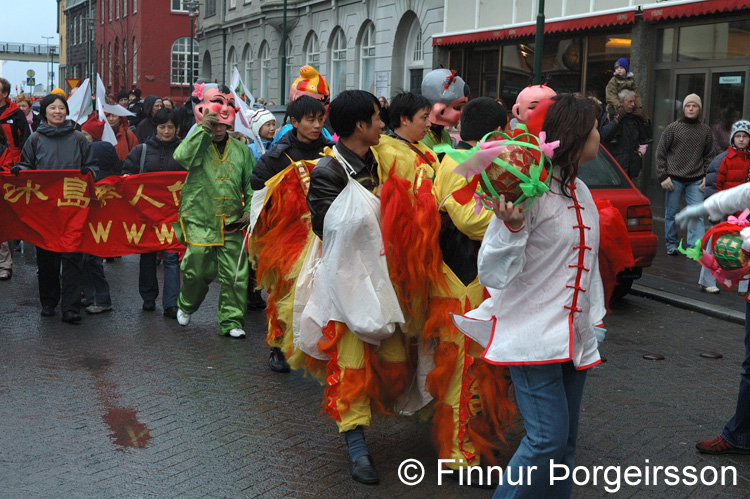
[173,127,255,335]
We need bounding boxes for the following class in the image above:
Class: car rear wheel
[611,277,634,301]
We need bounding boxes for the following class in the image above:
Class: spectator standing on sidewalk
[656,94,714,255]
[599,89,652,180]
[697,148,726,294]
[676,181,750,455]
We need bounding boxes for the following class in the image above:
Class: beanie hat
[291,66,330,99]
[116,90,129,101]
[81,116,105,141]
[129,88,142,99]
[683,93,702,111]
[247,108,275,138]
[730,120,750,148]
[614,58,629,72]
[51,88,67,98]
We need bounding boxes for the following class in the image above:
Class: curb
[629,283,745,326]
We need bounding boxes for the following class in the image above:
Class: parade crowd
[2,56,750,497]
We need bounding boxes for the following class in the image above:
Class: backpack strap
[139,144,147,173]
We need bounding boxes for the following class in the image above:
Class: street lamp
[185,0,200,88]
[42,36,54,92]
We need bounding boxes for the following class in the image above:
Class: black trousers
[36,247,84,314]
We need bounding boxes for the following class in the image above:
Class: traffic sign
[26,69,35,78]
[26,78,35,86]
[65,78,81,89]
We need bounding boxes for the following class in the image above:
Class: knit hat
[291,66,330,100]
[683,93,702,111]
[129,88,142,99]
[51,88,67,98]
[116,90,129,101]
[81,116,105,141]
[614,58,629,72]
[247,108,275,138]
[730,120,750,147]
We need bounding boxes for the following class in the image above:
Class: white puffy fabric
[298,175,404,359]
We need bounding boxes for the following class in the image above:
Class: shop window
[656,28,674,63]
[678,21,750,61]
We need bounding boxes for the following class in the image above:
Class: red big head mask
[421,68,469,128]
[192,83,237,128]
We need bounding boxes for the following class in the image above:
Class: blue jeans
[722,300,750,449]
[82,254,112,307]
[139,252,181,309]
[493,361,588,499]
[664,179,705,250]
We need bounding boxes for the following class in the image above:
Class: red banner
[0,170,187,257]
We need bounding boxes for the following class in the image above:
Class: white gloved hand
[661,177,674,191]
[741,227,750,253]
[699,178,706,192]
[675,204,707,229]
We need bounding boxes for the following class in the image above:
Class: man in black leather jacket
[306,90,385,486]
[250,96,334,191]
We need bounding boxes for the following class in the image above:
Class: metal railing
[0,42,59,55]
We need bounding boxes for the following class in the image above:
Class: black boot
[268,347,290,373]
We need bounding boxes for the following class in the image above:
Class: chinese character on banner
[129,184,165,208]
[95,184,123,206]
[167,180,184,206]
[57,177,91,208]
[3,180,50,204]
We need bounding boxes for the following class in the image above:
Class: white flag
[66,78,92,124]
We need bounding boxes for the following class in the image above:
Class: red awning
[433,10,635,47]
[643,0,750,22]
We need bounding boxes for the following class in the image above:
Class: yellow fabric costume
[425,152,516,470]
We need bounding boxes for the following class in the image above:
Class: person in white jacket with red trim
[453,94,605,497]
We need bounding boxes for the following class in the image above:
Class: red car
[577,144,657,297]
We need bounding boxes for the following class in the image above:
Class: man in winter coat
[599,89,652,179]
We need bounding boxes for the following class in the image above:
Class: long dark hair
[542,93,597,197]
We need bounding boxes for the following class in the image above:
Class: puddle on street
[103,407,152,449]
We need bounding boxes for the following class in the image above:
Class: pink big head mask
[192,83,238,127]
[421,68,470,127]
[511,84,557,125]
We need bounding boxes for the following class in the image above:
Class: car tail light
[626,205,653,231]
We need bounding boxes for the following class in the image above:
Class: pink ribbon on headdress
[537,131,560,158]
[192,82,205,101]
[727,208,750,226]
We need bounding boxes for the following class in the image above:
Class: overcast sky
[1,0,60,94]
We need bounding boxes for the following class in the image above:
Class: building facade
[64,0,96,87]
[432,0,750,206]
[95,0,198,104]
[197,0,444,104]
[57,0,69,89]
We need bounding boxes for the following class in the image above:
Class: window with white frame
[172,0,186,11]
[260,43,270,101]
[285,38,294,86]
[116,0,119,19]
[229,0,236,9]
[305,32,319,66]
[109,0,112,21]
[359,22,375,93]
[123,40,128,84]
[82,17,87,43]
[101,0,105,24]
[123,0,127,16]
[171,37,199,85]
[330,28,347,97]
[227,47,237,84]
[108,43,112,85]
[100,45,104,74]
[133,0,137,14]
[72,16,77,45]
[132,37,137,84]
[405,19,423,92]
[243,44,253,94]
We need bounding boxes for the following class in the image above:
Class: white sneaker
[229,328,246,339]
[700,285,720,294]
[177,309,191,326]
